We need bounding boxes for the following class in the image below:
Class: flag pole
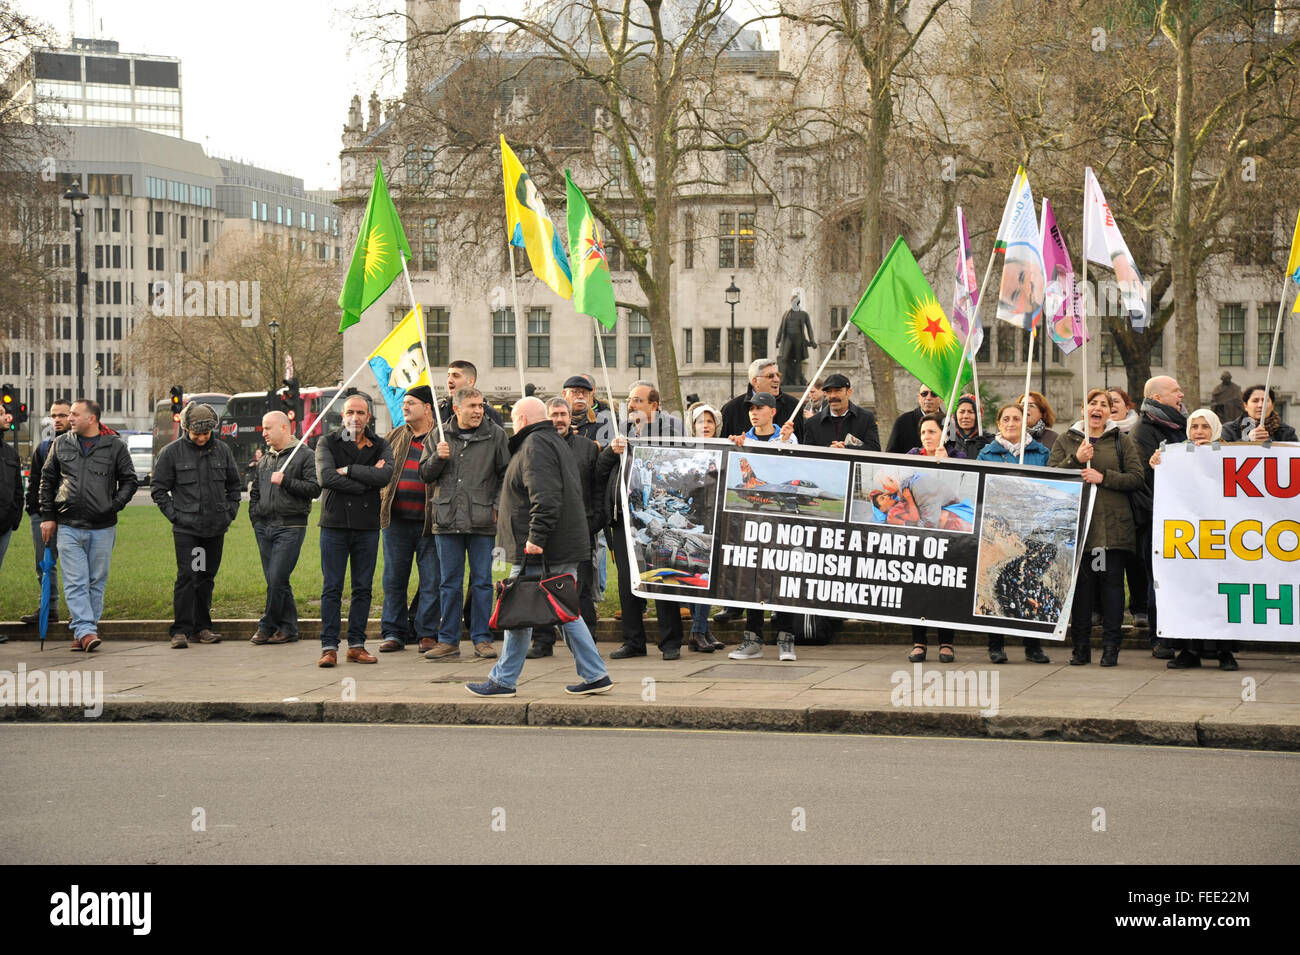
[399,251,445,444]
[788,316,854,422]
[507,244,528,399]
[1080,176,1092,445]
[591,314,622,441]
[1018,322,1037,464]
[1258,283,1291,437]
[276,349,374,474]
[940,238,998,444]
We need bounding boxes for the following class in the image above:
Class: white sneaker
[777,633,796,661]
[728,632,763,660]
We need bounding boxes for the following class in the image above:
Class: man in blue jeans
[38,398,137,652]
[420,386,509,660]
[314,393,392,667]
[248,411,320,645]
[377,385,440,654]
[468,397,612,697]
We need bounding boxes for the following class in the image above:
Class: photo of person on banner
[852,464,975,532]
[627,446,721,589]
[996,241,1045,329]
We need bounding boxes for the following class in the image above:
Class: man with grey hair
[1131,374,1186,656]
[421,384,509,659]
[151,401,242,649]
[467,396,612,696]
[719,358,800,439]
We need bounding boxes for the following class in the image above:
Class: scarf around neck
[1141,398,1186,432]
[994,434,1026,457]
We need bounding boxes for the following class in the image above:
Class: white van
[126,433,153,485]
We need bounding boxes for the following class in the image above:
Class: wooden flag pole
[276,350,373,475]
[1258,282,1292,437]
[592,313,622,441]
[399,250,445,444]
[788,316,854,423]
[1080,179,1092,444]
[1018,322,1037,464]
[507,244,528,400]
[940,240,999,444]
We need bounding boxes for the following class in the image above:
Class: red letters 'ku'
[1224,457,1261,497]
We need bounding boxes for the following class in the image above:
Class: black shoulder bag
[489,558,581,630]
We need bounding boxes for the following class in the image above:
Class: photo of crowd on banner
[626,446,721,590]
[851,464,976,533]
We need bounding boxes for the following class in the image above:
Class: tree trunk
[859,87,899,425]
[1168,1,1201,407]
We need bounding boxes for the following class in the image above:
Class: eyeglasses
[918,390,935,398]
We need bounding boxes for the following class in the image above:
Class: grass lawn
[1,507,626,621]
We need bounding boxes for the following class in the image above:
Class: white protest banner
[1152,443,1300,642]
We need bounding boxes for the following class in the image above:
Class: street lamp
[633,351,647,376]
[62,184,89,398]
[268,320,281,396]
[725,276,741,395]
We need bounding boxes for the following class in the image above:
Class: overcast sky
[18,0,777,191]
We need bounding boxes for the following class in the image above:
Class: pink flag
[1039,198,1085,355]
[950,207,983,355]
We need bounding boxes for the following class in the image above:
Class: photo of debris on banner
[849,463,977,533]
[721,453,849,522]
[973,474,1083,622]
[628,445,722,589]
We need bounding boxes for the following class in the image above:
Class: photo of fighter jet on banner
[722,454,849,522]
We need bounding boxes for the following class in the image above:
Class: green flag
[565,170,617,330]
[338,160,412,332]
[849,236,972,399]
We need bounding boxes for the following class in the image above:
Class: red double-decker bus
[218,386,352,471]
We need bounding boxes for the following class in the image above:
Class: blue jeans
[0,528,10,574]
[57,525,116,640]
[255,523,306,637]
[434,533,494,646]
[690,603,711,633]
[319,526,380,650]
[489,561,609,690]
[380,518,439,643]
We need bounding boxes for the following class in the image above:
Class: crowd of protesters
[0,356,1292,678]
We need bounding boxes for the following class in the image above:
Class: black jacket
[719,387,802,440]
[497,420,590,565]
[886,407,928,454]
[1,437,22,532]
[802,401,881,450]
[1220,416,1298,443]
[39,431,138,529]
[151,435,242,536]
[948,428,990,460]
[562,428,603,538]
[25,435,61,516]
[596,444,625,529]
[249,440,321,527]
[419,418,510,535]
[573,408,614,446]
[1133,409,1187,493]
[315,427,394,530]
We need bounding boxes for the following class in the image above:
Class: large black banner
[621,438,1095,639]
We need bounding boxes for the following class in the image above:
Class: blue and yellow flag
[1287,208,1300,312]
[502,136,572,299]
[368,307,429,427]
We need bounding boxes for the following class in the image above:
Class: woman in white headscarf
[1149,408,1238,670]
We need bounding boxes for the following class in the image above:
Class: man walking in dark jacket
[467,397,612,697]
[315,393,393,667]
[0,408,22,586]
[420,385,509,660]
[38,398,138,652]
[19,397,71,628]
[248,410,320,645]
[151,402,243,648]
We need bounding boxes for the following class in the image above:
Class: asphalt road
[1,725,1295,864]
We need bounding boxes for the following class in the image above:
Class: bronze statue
[1211,371,1244,424]
[776,294,816,387]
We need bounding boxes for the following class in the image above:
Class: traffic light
[169,385,183,422]
[1,383,15,430]
[284,377,302,424]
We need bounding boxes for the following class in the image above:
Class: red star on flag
[923,316,944,340]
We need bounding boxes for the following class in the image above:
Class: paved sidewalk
[1,638,1296,750]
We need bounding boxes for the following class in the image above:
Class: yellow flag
[1287,208,1300,312]
[501,136,573,299]
[368,307,429,426]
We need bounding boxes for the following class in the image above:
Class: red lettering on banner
[1224,457,1261,497]
[1263,457,1299,498]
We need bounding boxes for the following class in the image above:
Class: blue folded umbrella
[39,545,56,650]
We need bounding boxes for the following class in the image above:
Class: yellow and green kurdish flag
[502,136,572,299]
[338,160,411,332]
[565,170,616,329]
[1287,207,1300,313]
[849,236,972,399]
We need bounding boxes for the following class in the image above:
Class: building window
[1258,305,1283,367]
[627,308,651,368]
[830,307,853,360]
[704,328,721,363]
[737,212,755,268]
[1099,329,1127,367]
[829,218,860,272]
[789,167,804,237]
[726,130,746,181]
[1219,303,1245,366]
[421,217,438,271]
[179,215,186,239]
[277,206,283,224]
[527,307,550,368]
[718,212,735,269]
[683,328,693,364]
[111,208,120,232]
[751,328,768,361]
[155,211,164,235]
[997,325,1018,364]
[683,212,694,270]
[422,145,436,184]
[1148,327,1164,366]
[425,306,450,368]
[606,218,640,272]
[594,324,617,368]
[492,308,516,367]
[406,144,419,185]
